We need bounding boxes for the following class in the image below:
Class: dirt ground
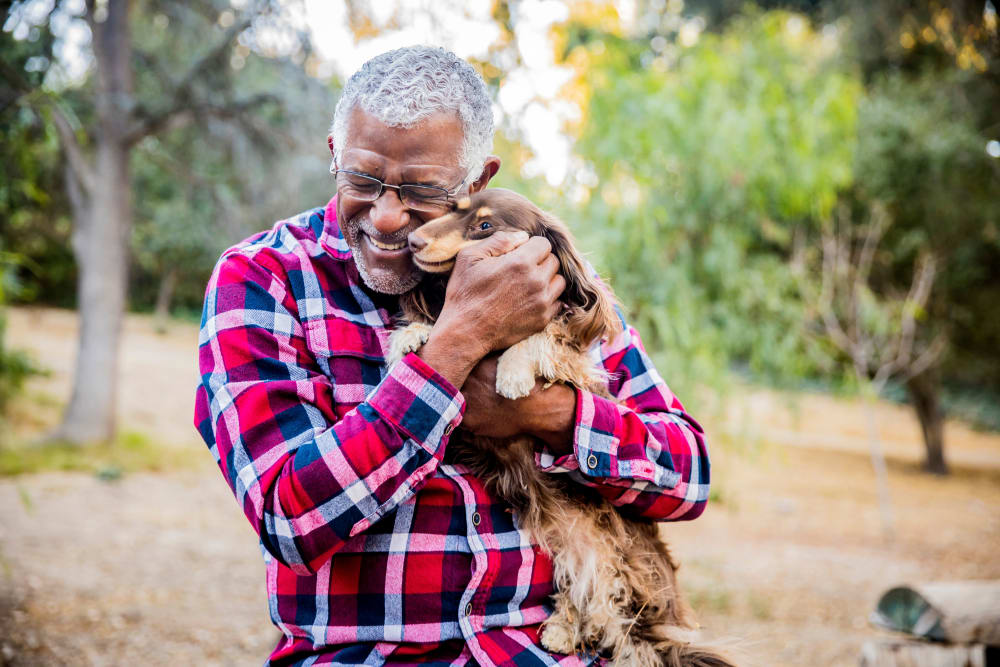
[2,307,999,666]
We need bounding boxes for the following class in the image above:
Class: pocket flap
[304,317,387,362]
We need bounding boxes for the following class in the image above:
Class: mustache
[348,213,418,244]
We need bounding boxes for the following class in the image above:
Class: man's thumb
[477,230,530,257]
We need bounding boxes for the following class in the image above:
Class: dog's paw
[387,322,433,366]
[495,351,537,399]
[541,620,577,656]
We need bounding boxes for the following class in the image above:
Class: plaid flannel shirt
[194,196,711,667]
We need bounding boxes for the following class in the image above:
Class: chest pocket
[304,317,389,413]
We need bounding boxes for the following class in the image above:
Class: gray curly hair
[330,46,495,186]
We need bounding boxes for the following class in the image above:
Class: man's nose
[408,231,428,252]
[369,189,410,235]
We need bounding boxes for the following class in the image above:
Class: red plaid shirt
[194,197,711,667]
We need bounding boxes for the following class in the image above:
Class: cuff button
[586,454,599,469]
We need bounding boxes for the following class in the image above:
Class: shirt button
[465,602,472,616]
[444,423,454,437]
[587,454,599,469]
[472,512,481,527]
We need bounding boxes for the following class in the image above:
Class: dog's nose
[408,232,428,252]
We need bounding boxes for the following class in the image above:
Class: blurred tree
[0,18,76,306]
[555,8,859,398]
[126,3,335,322]
[557,1,999,474]
[839,0,1000,473]
[805,202,943,533]
[0,248,39,420]
[0,0,322,443]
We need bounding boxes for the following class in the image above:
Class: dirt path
[2,307,999,666]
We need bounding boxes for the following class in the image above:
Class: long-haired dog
[387,189,732,667]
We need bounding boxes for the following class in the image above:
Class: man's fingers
[547,273,567,302]
[513,235,553,264]
[539,253,560,280]
[476,230,530,257]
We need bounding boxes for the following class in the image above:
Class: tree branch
[48,102,96,194]
[124,15,254,144]
[0,58,96,194]
[126,92,281,145]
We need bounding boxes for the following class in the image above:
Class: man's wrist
[522,383,578,455]
[416,319,489,390]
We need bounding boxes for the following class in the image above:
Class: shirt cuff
[366,352,465,459]
[535,388,659,484]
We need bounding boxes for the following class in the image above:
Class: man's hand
[460,356,577,456]
[417,231,566,389]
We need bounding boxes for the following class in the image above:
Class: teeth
[369,236,406,251]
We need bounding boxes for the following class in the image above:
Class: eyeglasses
[332,168,463,212]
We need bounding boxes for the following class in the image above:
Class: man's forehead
[340,147,458,174]
[341,107,464,167]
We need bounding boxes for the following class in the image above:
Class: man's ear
[468,156,501,193]
[327,134,336,159]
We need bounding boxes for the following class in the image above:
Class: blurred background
[1,0,998,665]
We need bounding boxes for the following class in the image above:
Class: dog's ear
[539,212,622,347]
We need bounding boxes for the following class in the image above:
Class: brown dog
[387,189,733,667]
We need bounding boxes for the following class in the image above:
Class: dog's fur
[387,189,733,667]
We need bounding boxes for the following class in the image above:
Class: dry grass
[2,306,999,666]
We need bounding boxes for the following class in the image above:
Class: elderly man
[195,46,709,666]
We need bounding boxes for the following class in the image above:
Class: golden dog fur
[386,189,733,667]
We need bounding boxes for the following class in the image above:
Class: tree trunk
[153,266,178,332]
[906,371,948,475]
[863,391,895,541]
[52,0,133,444]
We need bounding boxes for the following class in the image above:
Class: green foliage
[126,3,339,315]
[0,22,78,306]
[852,66,1000,392]
[1,1,339,316]
[0,249,40,415]
[0,429,195,476]
[570,10,860,395]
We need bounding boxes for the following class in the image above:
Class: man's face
[334,107,468,295]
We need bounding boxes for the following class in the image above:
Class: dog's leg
[496,323,610,400]
[495,331,550,399]
[496,323,580,399]
[540,589,581,656]
[387,322,433,366]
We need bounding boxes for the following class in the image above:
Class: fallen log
[870,582,1000,645]
[858,639,996,667]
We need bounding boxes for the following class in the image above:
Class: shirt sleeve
[194,251,464,575]
[535,311,710,522]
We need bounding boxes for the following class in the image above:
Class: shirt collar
[318,195,353,262]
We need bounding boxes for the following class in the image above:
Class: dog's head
[407,188,621,346]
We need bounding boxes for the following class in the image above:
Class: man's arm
[460,311,711,522]
[194,231,565,576]
[196,251,465,576]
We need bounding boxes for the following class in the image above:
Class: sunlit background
[1,1,999,665]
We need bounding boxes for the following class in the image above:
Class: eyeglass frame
[331,167,466,212]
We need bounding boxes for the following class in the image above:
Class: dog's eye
[479,221,492,231]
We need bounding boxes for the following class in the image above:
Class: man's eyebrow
[400,164,462,183]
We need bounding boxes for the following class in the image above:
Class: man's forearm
[417,319,489,390]
[520,383,577,455]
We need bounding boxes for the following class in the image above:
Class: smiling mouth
[367,235,408,251]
